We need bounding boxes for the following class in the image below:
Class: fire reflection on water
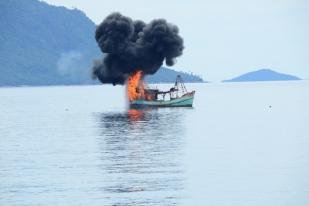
[94,108,188,205]
[127,109,144,122]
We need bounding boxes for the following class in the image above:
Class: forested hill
[0,0,203,86]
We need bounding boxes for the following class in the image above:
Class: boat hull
[130,92,195,108]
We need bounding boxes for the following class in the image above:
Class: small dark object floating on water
[129,75,195,108]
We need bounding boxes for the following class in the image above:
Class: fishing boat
[130,75,195,108]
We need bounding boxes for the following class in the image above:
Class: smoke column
[92,12,184,85]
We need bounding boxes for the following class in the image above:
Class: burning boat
[127,71,195,108]
[92,13,191,107]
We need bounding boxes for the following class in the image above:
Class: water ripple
[93,108,187,206]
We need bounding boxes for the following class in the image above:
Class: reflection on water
[94,108,188,206]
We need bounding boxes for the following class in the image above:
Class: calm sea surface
[1,81,309,206]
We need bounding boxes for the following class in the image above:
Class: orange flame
[127,70,145,102]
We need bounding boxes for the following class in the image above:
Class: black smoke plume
[92,12,184,85]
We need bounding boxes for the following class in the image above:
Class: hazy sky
[43,0,308,81]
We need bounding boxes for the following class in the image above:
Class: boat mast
[175,75,187,95]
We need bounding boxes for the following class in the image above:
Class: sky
[43,0,309,81]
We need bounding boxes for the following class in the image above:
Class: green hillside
[0,0,203,86]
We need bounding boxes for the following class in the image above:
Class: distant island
[223,69,301,82]
[145,67,203,83]
[0,0,203,87]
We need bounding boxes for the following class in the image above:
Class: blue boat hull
[130,92,195,108]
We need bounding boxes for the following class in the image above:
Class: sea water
[0,81,308,206]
